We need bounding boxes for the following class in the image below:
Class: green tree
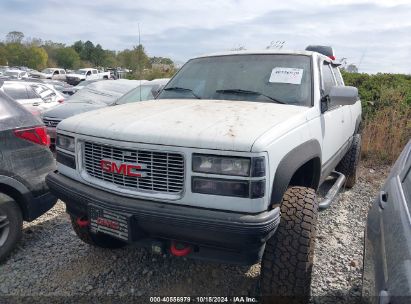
[80,40,95,61]
[25,46,48,70]
[90,44,106,66]
[55,47,80,69]
[0,43,7,65]
[6,31,24,44]
[72,40,84,54]
[4,43,25,66]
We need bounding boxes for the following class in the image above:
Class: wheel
[70,215,126,249]
[336,134,361,188]
[0,193,23,262]
[260,186,318,303]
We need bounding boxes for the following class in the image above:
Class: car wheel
[70,215,127,249]
[0,193,23,262]
[260,186,318,303]
[336,133,361,188]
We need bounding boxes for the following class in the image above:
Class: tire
[70,215,126,249]
[0,193,23,263]
[336,134,361,188]
[260,186,318,303]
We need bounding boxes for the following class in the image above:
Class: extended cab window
[158,54,312,106]
[322,62,336,96]
[332,66,344,86]
[92,70,97,74]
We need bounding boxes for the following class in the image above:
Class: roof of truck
[196,49,331,60]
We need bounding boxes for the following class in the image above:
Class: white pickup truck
[66,68,110,85]
[47,48,362,301]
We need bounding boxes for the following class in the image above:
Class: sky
[0,0,410,74]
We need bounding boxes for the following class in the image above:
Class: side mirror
[329,86,358,107]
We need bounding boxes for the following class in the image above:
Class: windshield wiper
[216,89,285,104]
[163,87,201,99]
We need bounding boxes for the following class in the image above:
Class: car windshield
[116,84,157,104]
[73,70,87,75]
[68,81,138,105]
[41,68,54,74]
[158,54,312,106]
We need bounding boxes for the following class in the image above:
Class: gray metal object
[319,171,346,209]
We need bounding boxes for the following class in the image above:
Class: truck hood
[58,99,309,152]
[43,102,107,120]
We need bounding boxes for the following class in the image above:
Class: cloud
[0,0,410,73]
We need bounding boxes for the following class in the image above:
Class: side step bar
[319,171,346,210]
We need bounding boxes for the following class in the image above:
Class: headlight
[192,154,265,177]
[56,134,75,152]
[193,154,251,176]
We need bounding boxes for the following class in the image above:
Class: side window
[60,70,66,74]
[92,70,97,75]
[87,71,92,76]
[3,86,29,99]
[332,66,344,86]
[26,87,39,99]
[321,62,336,96]
[54,70,59,75]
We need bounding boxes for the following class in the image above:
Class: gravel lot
[0,165,388,302]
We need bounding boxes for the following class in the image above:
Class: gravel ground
[0,165,388,302]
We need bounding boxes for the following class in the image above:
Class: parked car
[42,79,139,148]
[61,79,103,96]
[3,70,29,80]
[30,82,66,104]
[363,139,411,304]
[115,78,169,104]
[46,48,362,301]
[2,81,60,112]
[30,68,67,81]
[0,81,57,262]
[66,68,110,85]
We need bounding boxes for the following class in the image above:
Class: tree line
[0,31,175,79]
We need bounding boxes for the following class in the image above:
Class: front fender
[270,139,322,205]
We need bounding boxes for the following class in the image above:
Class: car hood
[58,99,310,152]
[43,102,107,120]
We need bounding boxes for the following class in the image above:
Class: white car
[66,68,110,85]
[3,69,29,80]
[47,47,362,301]
[2,81,60,112]
[30,68,67,81]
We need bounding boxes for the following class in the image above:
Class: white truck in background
[66,68,110,85]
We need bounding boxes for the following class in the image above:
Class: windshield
[42,68,54,74]
[158,54,312,106]
[68,88,116,104]
[116,84,157,104]
[73,70,87,75]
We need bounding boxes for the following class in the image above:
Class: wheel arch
[0,175,30,220]
[270,139,322,206]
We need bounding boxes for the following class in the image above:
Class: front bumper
[46,172,280,264]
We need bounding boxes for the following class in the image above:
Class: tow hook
[170,241,192,257]
[76,217,90,228]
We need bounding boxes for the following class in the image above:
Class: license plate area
[88,205,130,241]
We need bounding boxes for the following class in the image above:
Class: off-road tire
[261,186,318,303]
[70,215,126,249]
[0,193,23,263]
[336,133,361,188]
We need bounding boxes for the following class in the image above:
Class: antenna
[138,23,142,101]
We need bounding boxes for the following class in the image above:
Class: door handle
[379,191,388,209]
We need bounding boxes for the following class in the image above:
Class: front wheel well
[288,157,321,190]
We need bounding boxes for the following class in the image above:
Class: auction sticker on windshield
[269,67,304,84]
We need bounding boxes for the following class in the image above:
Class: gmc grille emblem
[100,159,147,177]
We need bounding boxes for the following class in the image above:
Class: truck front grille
[83,141,185,194]
[43,118,61,128]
